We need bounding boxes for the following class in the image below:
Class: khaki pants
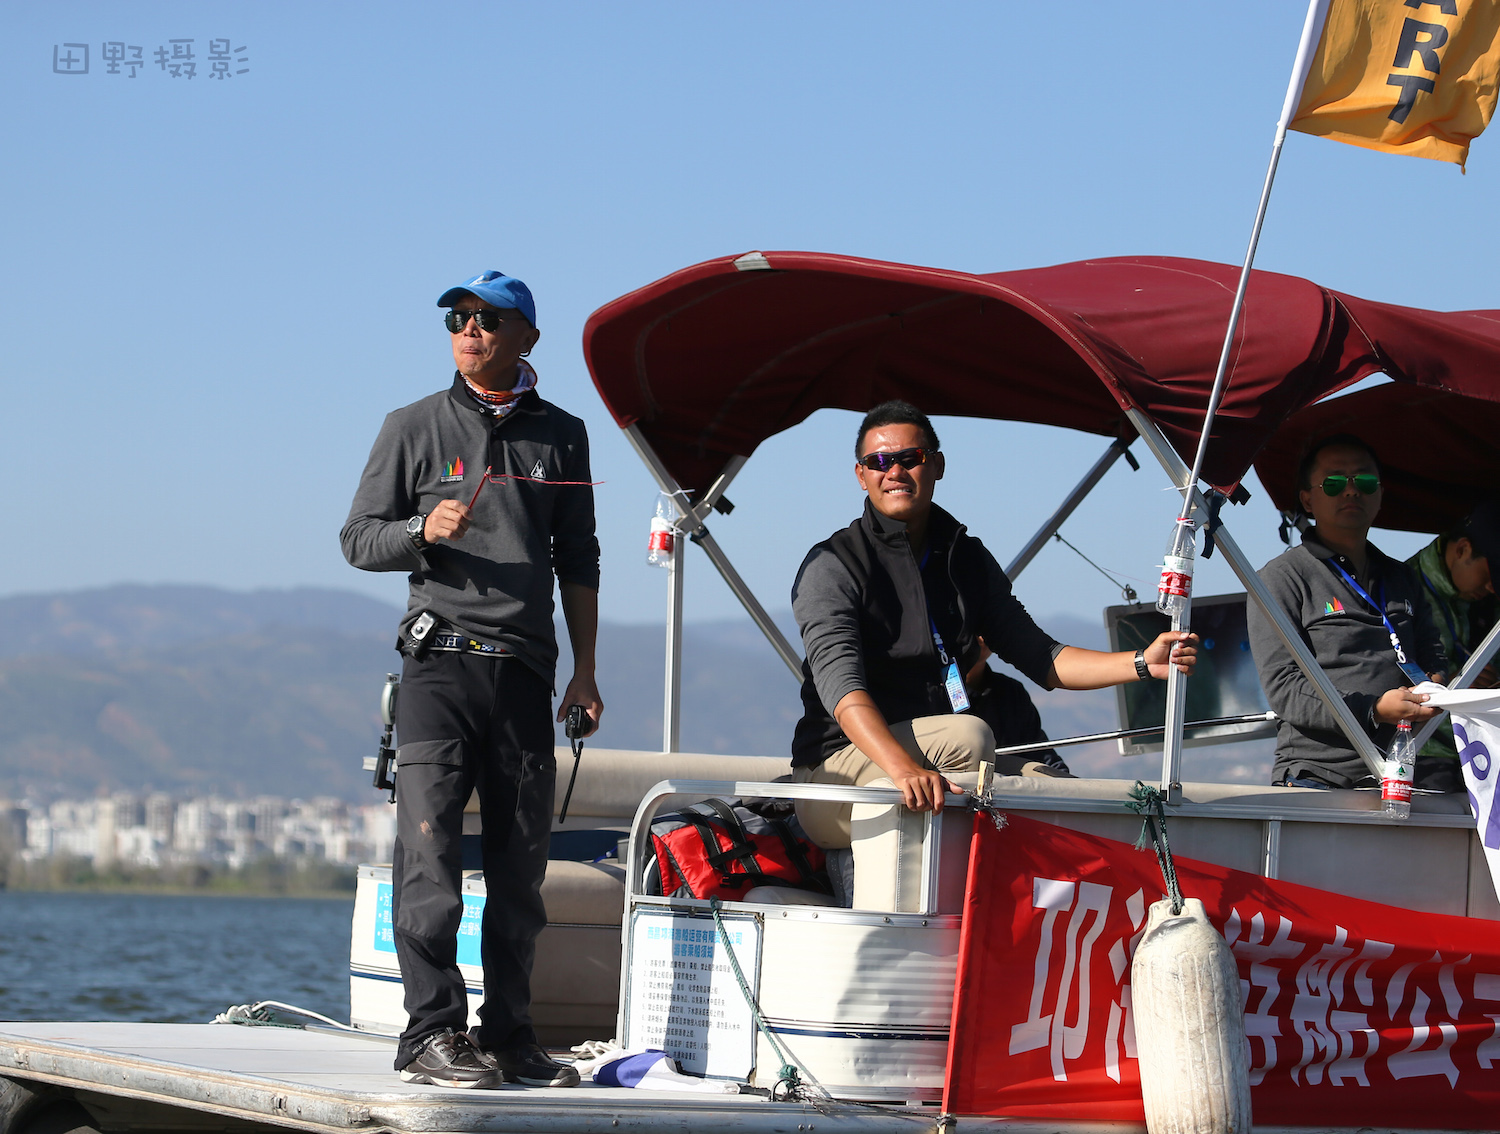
[792,714,1062,849]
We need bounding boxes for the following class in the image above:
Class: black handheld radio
[559,705,588,823]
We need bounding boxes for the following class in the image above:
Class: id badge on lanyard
[1330,563,1429,686]
[932,623,971,713]
[1388,641,1430,687]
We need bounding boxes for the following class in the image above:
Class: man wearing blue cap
[342,271,601,1088]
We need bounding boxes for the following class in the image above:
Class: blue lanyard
[919,546,952,666]
[1327,560,1428,684]
[929,619,951,666]
[919,544,970,712]
[1419,571,1469,662]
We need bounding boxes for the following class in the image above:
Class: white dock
[1,1023,1476,1134]
[0,1022,984,1134]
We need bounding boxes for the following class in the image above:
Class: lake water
[0,892,354,1024]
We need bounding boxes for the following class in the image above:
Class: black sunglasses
[444,309,520,334]
[858,447,934,472]
[1319,474,1380,496]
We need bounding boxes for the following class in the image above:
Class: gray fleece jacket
[1247,531,1445,788]
[340,375,599,682]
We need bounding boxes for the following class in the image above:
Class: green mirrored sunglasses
[1320,474,1380,496]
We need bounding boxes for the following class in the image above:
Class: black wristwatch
[405,513,429,551]
[1134,648,1152,682]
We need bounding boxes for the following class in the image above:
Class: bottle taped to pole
[646,491,677,568]
[1157,517,1197,619]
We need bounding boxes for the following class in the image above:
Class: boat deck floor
[0,1022,994,1134]
[1,1023,1452,1134]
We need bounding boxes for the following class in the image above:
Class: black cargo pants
[391,649,555,1070]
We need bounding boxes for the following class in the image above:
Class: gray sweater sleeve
[548,425,600,590]
[1247,557,1379,736]
[973,548,1064,689]
[339,411,425,574]
[792,547,867,715]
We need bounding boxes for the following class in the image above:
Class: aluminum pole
[1160,594,1193,804]
[622,424,802,688]
[663,532,684,753]
[1177,0,1330,520]
[1158,0,1331,794]
[692,455,748,524]
[1006,438,1134,581]
[690,527,802,678]
[994,712,1277,758]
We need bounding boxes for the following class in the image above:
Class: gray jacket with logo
[1247,532,1446,788]
[340,375,599,682]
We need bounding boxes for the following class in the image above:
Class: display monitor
[1103,592,1275,756]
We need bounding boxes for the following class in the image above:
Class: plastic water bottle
[1156,518,1197,619]
[646,493,676,568]
[1382,720,1415,820]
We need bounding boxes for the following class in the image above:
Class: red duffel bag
[647,798,830,901]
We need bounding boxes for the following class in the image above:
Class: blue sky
[3,3,1491,632]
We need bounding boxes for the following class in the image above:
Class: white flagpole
[1177,0,1332,515]
[1158,0,1332,803]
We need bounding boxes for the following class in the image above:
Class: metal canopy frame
[621,414,1461,784]
[623,425,800,752]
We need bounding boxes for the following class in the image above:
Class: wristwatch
[1134,648,1152,682]
[405,513,430,551]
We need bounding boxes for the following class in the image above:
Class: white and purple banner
[1422,683,1500,896]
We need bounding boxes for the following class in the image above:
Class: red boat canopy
[583,251,1500,533]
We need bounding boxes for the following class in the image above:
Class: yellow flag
[1290,0,1500,166]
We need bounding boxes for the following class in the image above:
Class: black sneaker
[399,1029,500,1089]
[489,1042,581,1087]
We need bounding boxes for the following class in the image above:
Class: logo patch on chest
[439,457,465,484]
[1323,598,1344,615]
[529,460,546,480]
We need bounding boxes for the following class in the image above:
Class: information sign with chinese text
[625,907,760,1080]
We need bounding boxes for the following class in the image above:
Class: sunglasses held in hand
[857,447,934,472]
[1319,474,1380,496]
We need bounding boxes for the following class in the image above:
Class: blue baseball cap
[436,270,537,328]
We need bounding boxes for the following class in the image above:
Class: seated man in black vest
[789,400,1197,848]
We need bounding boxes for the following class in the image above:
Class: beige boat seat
[846,771,980,914]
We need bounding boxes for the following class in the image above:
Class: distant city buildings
[0,791,396,870]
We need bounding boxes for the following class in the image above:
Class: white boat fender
[1131,896,1252,1134]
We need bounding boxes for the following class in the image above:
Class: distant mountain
[0,631,390,801]
[0,585,401,657]
[0,585,1269,802]
[0,585,816,802]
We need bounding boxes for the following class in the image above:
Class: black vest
[791,503,992,767]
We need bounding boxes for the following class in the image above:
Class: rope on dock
[213,1000,374,1033]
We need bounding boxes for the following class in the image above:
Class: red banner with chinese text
[942,812,1500,1127]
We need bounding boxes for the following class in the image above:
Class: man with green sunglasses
[1249,434,1448,790]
